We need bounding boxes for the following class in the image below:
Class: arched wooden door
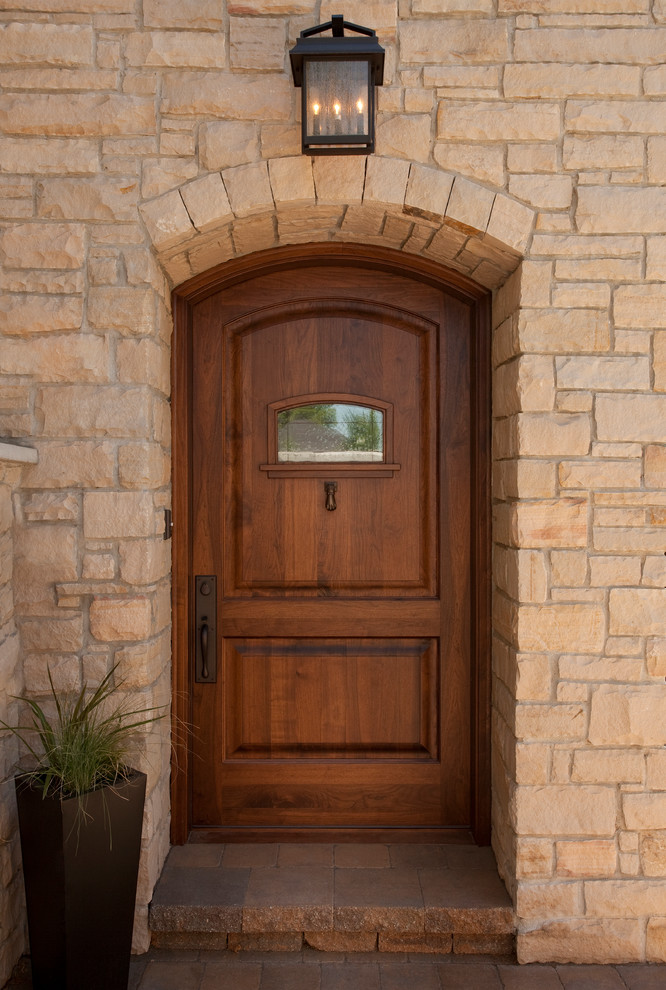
[171,246,491,843]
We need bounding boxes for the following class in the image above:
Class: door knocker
[324,481,337,511]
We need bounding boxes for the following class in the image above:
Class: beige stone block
[597,395,666,443]
[126,31,226,68]
[0,137,97,176]
[228,0,312,11]
[1,222,85,270]
[516,838,553,879]
[515,743,549,786]
[650,139,666,185]
[269,156,314,207]
[648,751,666,789]
[1,295,82,336]
[0,22,92,66]
[564,136,644,173]
[486,195,534,253]
[577,187,666,236]
[589,556,641,587]
[517,309,609,354]
[594,528,666,556]
[614,284,666,329]
[509,174,572,211]
[87,286,154,335]
[567,99,666,137]
[161,71,291,120]
[505,63,639,99]
[647,237,666,280]
[180,173,233,235]
[550,550,587,587]
[495,355,555,417]
[508,144,558,174]
[507,498,588,549]
[363,156,410,208]
[647,917,666,963]
[200,121,259,171]
[494,459,557,500]
[114,632,169,691]
[261,122,300,161]
[229,17,285,70]
[83,553,115,580]
[445,176,494,233]
[645,446,666,488]
[141,159,198,201]
[609,588,666,637]
[23,654,81,697]
[495,546,548,603]
[84,491,155,539]
[118,443,169,489]
[517,414,590,457]
[516,881,581,920]
[556,258,642,283]
[24,441,114,489]
[1,336,110,384]
[516,704,586,742]
[90,597,153,643]
[517,28,666,64]
[15,525,78,608]
[557,356,649,391]
[23,493,79,524]
[140,190,195,253]
[119,539,170,586]
[518,604,604,652]
[117,339,169,395]
[589,685,666,747]
[571,749,644,785]
[39,385,151,439]
[640,834,666,878]
[644,557,666,589]
[312,157,365,205]
[401,19,508,63]
[20,614,84,652]
[515,785,616,837]
[438,101,559,142]
[516,654,552,702]
[518,918,642,966]
[144,0,223,28]
[0,94,154,138]
[223,161,273,218]
[433,143,504,187]
[655,333,666,392]
[404,165,453,220]
[559,460,642,491]
[586,878,666,919]
[39,176,139,222]
[376,114,431,164]
[531,232,643,260]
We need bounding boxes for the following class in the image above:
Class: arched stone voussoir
[140,156,535,290]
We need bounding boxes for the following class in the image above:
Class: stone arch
[139,156,534,290]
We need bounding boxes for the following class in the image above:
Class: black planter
[15,770,146,990]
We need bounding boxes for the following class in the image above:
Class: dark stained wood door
[183,253,489,840]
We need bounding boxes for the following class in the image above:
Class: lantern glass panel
[305,60,370,139]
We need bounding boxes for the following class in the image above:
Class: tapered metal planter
[15,770,146,990]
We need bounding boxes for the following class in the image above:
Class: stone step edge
[150,928,516,957]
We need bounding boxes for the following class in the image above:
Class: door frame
[170,243,492,845]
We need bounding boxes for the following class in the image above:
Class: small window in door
[278,402,383,463]
[260,393,400,478]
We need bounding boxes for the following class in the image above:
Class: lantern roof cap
[289,15,385,87]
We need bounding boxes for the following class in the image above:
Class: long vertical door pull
[195,575,217,683]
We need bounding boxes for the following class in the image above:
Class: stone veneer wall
[1,0,666,976]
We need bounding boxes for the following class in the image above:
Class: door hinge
[163,508,173,540]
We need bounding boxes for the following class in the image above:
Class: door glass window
[277,403,384,462]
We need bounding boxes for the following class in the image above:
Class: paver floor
[6,949,666,989]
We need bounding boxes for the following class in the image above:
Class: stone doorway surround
[2,86,666,983]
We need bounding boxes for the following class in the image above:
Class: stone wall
[0,0,665,973]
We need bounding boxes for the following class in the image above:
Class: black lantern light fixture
[289,15,385,156]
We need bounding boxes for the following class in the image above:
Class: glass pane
[278,403,384,462]
[305,60,369,138]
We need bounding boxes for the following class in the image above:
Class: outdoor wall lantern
[289,15,385,156]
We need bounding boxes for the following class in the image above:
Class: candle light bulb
[356,99,364,113]
[334,101,341,117]
[312,102,321,136]
[313,103,320,115]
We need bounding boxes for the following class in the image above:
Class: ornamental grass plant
[2,665,164,801]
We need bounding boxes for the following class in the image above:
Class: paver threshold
[149,844,515,956]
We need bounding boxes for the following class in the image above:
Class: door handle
[195,575,217,683]
[200,622,209,680]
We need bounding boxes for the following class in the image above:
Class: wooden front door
[172,246,490,842]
